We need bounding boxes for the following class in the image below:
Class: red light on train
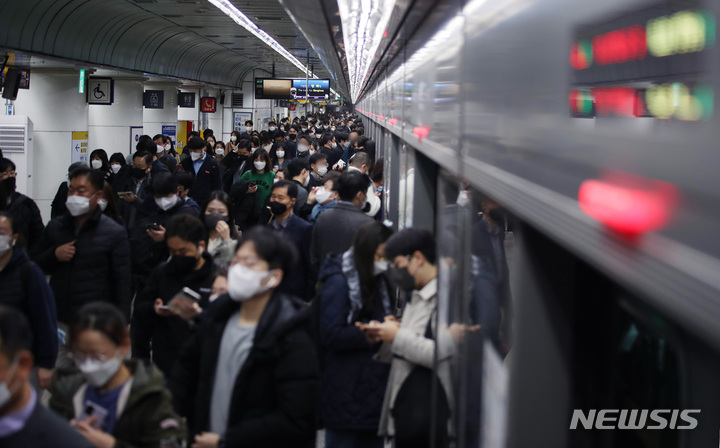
[413,126,430,141]
[388,118,399,125]
[593,87,640,117]
[592,24,647,65]
[578,176,678,234]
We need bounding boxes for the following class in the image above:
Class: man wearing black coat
[0,307,93,448]
[131,215,214,378]
[32,167,131,323]
[114,151,153,234]
[0,158,44,251]
[267,181,315,301]
[171,228,319,448]
[311,171,373,272]
[180,136,223,207]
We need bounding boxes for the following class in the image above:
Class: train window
[398,143,416,229]
[435,170,517,448]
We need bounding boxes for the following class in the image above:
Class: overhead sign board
[292,79,330,99]
[143,90,164,109]
[255,78,294,99]
[200,97,217,113]
[178,92,196,108]
[87,77,114,105]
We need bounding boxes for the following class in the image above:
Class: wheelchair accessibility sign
[88,77,114,105]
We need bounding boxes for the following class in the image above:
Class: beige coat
[377,278,455,438]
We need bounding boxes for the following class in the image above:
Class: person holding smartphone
[317,222,394,448]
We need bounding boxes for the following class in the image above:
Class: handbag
[391,313,450,448]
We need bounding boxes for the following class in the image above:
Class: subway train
[1,0,720,447]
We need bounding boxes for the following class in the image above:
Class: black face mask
[388,266,416,292]
[488,208,505,223]
[269,201,288,216]
[289,134,297,141]
[168,254,198,274]
[204,213,229,231]
[132,167,147,180]
[2,177,16,193]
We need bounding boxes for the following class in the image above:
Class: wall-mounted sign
[161,125,177,145]
[233,112,252,131]
[178,92,195,108]
[143,90,164,109]
[201,97,217,113]
[130,127,143,153]
[71,131,89,164]
[87,77,114,105]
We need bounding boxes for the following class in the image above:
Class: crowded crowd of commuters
[0,113,494,448]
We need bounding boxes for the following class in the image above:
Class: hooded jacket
[31,207,131,323]
[317,252,391,430]
[170,292,320,448]
[50,360,186,448]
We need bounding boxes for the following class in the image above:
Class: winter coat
[0,248,58,368]
[31,208,131,324]
[130,253,214,377]
[311,202,373,272]
[5,191,44,251]
[180,154,223,207]
[113,175,151,233]
[229,180,259,231]
[1,390,94,448]
[267,214,315,301]
[50,181,69,220]
[318,251,391,430]
[170,292,320,448]
[50,360,187,448]
[129,197,199,277]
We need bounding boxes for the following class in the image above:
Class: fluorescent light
[207,0,317,79]
[338,0,396,102]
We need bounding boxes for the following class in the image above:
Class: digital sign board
[255,78,331,100]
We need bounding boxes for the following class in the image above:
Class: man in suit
[267,181,315,301]
[311,171,373,272]
[180,136,223,207]
[0,306,93,448]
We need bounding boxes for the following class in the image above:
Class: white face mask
[302,128,308,132]
[110,163,122,174]
[76,356,122,388]
[317,165,328,176]
[97,199,108,212]
[164,144,171,151]
[66,194,93,217]
[309,149,317,156]
[156,145,164,154]
[0,358,19,409]
[457,191,469,208]
[230,135,237,142]
[374,260,389,275]
[298,144,309,153]
[190,151,203,162]
[155,194,178,211]
[331,142,337,149]
[254,161,267,171]
[0,234,15,257]
[269,126,277,132]
[276,150,285,159]
[215,148,225,155]
[246,126,253,132]
[315,187,333,205]
[228,264,277,302]
[91,159,103,170]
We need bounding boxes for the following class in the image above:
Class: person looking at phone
[113,151,153,233]
[237,148,275,217]
[0,306,93,448]
[131,214,214,378]
[317,222,394,447]
[170,228,320,448]
[179,137,223,207]
[201,191,239,269]
[51,302,186,448]
[32,167,131,325]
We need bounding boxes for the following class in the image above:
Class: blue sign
[292,79,330,99]
[162,125,177,145]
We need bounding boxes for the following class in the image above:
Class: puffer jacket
[50,359,187,448]
[5,191,44,251]
[317,251,391,430]
[31,208,131,323]
[170,292,320,448]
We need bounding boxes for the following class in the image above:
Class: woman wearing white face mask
[170,228,320,448]
[89,149,113,184]
[225,130,242,154]
[50,303,186,448]
[213,141,226,161]
[316,222,394,448]
[238,148,275,219]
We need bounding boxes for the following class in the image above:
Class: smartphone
[146,223,161,231]
[117,191,133,197]
[157,305,171,311]
[249,181,256,188]
[79,401,109,430]
[171,287,201,304]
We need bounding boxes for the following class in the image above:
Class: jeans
[325,429,383,448]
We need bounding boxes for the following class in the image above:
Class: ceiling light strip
[207,0,318,79]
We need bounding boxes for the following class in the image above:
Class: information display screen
[255,78,293,99]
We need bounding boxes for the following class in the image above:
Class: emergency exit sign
[78,69,85,93]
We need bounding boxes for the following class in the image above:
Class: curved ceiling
[0,0,333,88]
